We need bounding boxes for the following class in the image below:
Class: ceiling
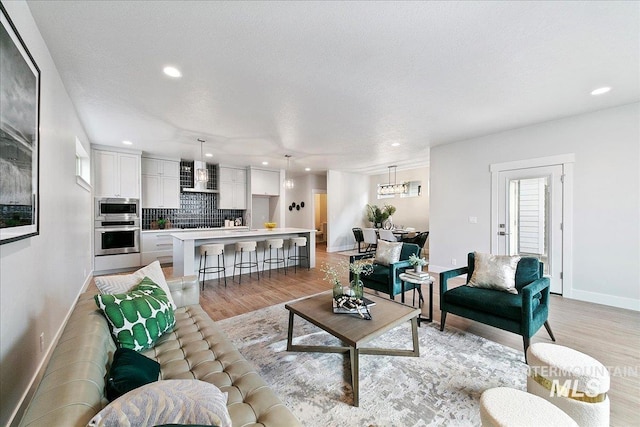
[27,1,639,175]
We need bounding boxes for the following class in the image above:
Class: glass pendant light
[196,138,208,183]
[283,154,294,189]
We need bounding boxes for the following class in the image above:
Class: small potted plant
[157,217,167,230]
[408,253,428,273]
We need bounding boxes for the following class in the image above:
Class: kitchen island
[172,228,316,277]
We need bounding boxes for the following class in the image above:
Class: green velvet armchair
[350,242,421,302]
[439,252,555,357]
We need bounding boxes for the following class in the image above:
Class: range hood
[181,161,219,193]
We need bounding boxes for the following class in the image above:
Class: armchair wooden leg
[544,321,556,342]
[523,336,531,361]
[440,312,447,331]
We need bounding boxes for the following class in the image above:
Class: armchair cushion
[443,285,540,321]
[468,252,521,294]
[374,240,403,266]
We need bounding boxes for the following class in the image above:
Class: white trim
[490,154,575,297]
[327,244,354,253]
[489,153,575,172]
[570,289,640,312]
[76,175,92,192]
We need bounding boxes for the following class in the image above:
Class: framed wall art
[0,3,40,244]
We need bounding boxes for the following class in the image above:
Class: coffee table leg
[349,346,360,407]
[286,311,295,351]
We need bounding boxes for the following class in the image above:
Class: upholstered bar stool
[288,237,309,273]
[527,343,610,427]
[198,243,226,289]
[262,238,286,278]
[233,241,259,283]
[480,387,578,427]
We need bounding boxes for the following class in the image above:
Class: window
[76,137,91,191]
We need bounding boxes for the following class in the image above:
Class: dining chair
[378,229,397,242]
[362,228,378,253]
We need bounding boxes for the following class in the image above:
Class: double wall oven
[94,198,140,256]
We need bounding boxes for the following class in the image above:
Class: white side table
[399,272,433,325]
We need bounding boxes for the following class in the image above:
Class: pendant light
[196,138,208,183]
[283,154,295,190]
[377,165,407,195]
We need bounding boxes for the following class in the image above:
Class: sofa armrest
[439,266,469,297]
[167,275,200,307]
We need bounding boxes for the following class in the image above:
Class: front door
[496,165,563,294]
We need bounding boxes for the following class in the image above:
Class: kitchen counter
[172,227,316,276]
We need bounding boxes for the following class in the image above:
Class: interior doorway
[313,191,327,243]
[491,155,574,296]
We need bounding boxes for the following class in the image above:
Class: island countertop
[171,227,315,241]
[171,227,316,276]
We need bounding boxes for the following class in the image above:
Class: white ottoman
[480,387,578,427]
[527,343,610,427]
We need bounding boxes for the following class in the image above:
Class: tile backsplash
[143,192,244,229]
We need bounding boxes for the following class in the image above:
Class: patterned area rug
[217,300,528,427]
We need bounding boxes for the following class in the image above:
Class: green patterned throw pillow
[95,277,176,351]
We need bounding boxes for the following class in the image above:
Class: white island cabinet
[172,228,315,277]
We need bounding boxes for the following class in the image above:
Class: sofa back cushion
[466,252,542,292]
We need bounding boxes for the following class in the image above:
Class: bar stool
[198,243,226,289]
[262,238,286,278]
[288,237,309,273]
[233,241,259,283]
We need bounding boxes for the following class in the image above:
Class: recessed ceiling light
[590,87,611,96]
[305,167,311,171]
[122,140,133,145]
[163,66,182,78]
[205,153,213,158]
[262,161,269,165]
[391,142,400,147]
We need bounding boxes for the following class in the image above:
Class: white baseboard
[8,272,94,426]
[568,289,640,312]
[327,244,355,253]
[428,264,453,274]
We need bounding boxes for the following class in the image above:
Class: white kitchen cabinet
[141,158,180,208]
[93,149,140,199]
[141,231,174,265]
[251,168,280,196]
[219,166,247,209]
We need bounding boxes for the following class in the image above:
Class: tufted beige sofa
[19,275,301,427]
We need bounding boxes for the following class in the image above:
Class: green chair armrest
[521,276,551,312]
[439,266,469,296]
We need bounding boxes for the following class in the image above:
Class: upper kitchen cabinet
[219,166,247,209]
[92,148,141,199]
[251,168,280,196]
[142,157,180,208]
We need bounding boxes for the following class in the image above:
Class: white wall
[368,166,430,231]
[284,173,326,229]
[326,170,369,252]
[0,2,94,424]
[430,103,640,310]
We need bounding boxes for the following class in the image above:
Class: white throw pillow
[94,261,176,308]
[87,379,232,427]
[467,252,521,294]
[374,240,403,266]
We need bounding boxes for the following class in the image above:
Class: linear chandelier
[377,165,407,195]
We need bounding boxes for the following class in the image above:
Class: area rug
[217,300,528,427]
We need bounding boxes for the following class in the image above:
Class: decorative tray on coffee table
[332,295,375,319]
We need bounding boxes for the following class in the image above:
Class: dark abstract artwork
[0,3,40,244]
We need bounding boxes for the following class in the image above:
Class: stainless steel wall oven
[95,198,140,256]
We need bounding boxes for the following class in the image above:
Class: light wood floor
[98,243,640,426]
